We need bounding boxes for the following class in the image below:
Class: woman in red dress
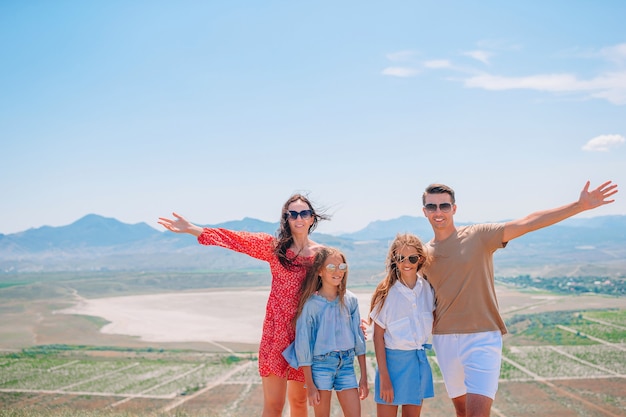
[159,194,329,417]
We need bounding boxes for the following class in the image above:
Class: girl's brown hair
[292,247,348,326]
[368,233,428,323]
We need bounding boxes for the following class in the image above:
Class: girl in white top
[369,233,435,417]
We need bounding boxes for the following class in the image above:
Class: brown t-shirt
[423,223,507,335]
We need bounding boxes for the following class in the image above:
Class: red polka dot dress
[198,228,311,382]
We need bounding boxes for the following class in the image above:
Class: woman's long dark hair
[274,193,330,269]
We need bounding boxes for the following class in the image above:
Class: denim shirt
[283,290,366,368]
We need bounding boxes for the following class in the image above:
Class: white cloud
[599,43,626,65]
[464,73,578,91]
[463,50,492,65]
[386,50,418,62]
[383,43,626,104]
[381,67,419,77]
[464,70,626,104]
[582,134,625,152]
[424,60,452,69]
[382,51,420,77]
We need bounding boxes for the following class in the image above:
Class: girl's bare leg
[401,404,423,417]
[377,403,399,417]
[336,388,361,417]
[312,390,333,417]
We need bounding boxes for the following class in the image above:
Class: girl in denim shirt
[283,247,368,417]
[369,233,435,417]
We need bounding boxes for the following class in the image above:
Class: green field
[1,272,625,416]
[0,308,624,417]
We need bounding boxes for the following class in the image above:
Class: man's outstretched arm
[502,180,618,243]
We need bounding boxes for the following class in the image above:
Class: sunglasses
[424,203,453,213]
[395,254,420,264]
[325,263,348,272]
[285,209,313,220]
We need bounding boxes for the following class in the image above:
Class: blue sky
[1,1,624,236]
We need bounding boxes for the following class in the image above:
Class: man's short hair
[423,184,455,205]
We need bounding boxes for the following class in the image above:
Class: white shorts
[432,331,502,400]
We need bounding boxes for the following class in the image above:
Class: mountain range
[1,214,625,277]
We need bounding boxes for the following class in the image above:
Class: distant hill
[341,215,435,241]
[0,214,624,278]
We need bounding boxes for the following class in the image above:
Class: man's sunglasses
[395,255,420,264]
[285,209,313,220]
[424,203,453,213]
[326,263,348,272]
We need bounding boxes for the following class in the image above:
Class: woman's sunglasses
[395,255,420,264]
[285,209,313,220]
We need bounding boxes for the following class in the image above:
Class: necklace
[290,240,308,256]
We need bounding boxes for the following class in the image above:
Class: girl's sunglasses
[395,255,420,264]
[285,209,313,220]
[325,263,348,272]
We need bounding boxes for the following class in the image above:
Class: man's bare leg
[451,393,493,417]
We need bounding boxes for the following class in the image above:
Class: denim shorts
[310,349,358,391]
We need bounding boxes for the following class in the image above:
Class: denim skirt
[375,348,434,405]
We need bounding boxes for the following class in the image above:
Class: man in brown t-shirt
[421,180,618,417]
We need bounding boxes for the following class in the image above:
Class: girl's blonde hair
[292,247,348,326]
[368,233,429,323]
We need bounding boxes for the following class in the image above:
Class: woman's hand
[158,212,203,236]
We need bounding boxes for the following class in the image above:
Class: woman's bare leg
[287,379,308,417]
[261,374,287,417]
